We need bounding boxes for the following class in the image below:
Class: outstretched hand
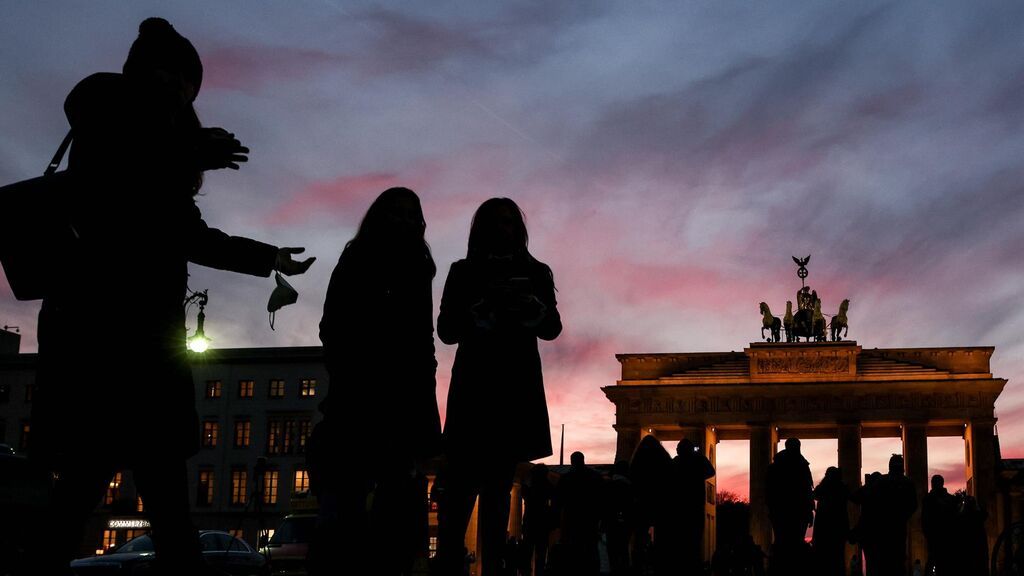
[195,127,249,171]
[275,247,315,276]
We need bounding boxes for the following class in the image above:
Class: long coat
[317,241,441,460]
[31,73,277,465]
[438,257,561,463]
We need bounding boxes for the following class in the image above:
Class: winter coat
[438,257,561,462]
[32,72,277,465]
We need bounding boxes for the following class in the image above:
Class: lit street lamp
[186,289,211,353]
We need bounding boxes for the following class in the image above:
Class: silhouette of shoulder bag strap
[0,131,76,301]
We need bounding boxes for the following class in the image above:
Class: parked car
[260,513,315,576]
[70,530,268,576]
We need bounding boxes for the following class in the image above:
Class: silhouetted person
[629,435,674,575]
[765,438,813,575]
[522,464,555,576]
[28,18,314,576]
[850,471,883,576]
[811,467,849,576]
[953,495,988,576]
[554,452,603,576]
[921,474,955,576]
[604,460,634,576]
[660,438,715,575]
[871,455,917,576]
[435,198,562,576]
[310,187,440,575]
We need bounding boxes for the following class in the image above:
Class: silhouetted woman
[29,18,313,576]
[812,467,849,576]
[629,435,674,575]
[436,198,562,576]
[312,187,440,575]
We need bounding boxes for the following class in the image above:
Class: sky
[2,1,1024,498]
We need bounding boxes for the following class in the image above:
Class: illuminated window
[283,421,294,454]
[125,529,145,541]
[429,536,438,558]
[269,379,285,398]
[20,422,30,452]
[102,530,117,551]
[300,379,317,397]
[262,470,279,505]
[231,469,248,506]
[136,497,144,512]
[238,380,254,398]
[293,469,310,493]
[205,380,222,399]
[105,472,122,505]
[267,421,282,454]
[297,420,312,453]
[202,421,219,448]
[228,529,244,540]
[24,383,34,403]
[234,419,251,448]
[197,470,215,506]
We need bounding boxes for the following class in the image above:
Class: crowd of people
[12,16,995,576]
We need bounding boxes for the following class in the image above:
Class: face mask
[268,272,298,330]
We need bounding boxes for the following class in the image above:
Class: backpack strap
[45,131,73,176]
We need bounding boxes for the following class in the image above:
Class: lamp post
[185,289,211,353]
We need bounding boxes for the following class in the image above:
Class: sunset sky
[3,1,1024,498]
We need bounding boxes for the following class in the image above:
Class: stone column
[837,423,862,570]
[966,418,999,556]
[508,481,523,539]
[614,425,642,464]
[749,423,775,552]
[902,422,928,569]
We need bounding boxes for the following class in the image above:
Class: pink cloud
[265,172,400,226]
[201,44,349,92]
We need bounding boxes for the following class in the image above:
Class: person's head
[123,18,203,105]
[889,454,904,475]
[785,438,801,453]
[570,451,585,468]
[467,198,529,260]
[349,187,436,275]
[931,474,945,490]
[677,438,696,457]
[824,466,840,483]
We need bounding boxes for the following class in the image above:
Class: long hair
[347,187,436,278]
[467,197,531,261]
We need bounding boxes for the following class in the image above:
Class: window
[429,536,438,559]
[19,422,29,452]
[197,470,215,506]
[136,497,144,512]
[262,470,279,505]
[0,383,8,403]
[267,421,283,455]
[24,383,34,403]
[269,379,285,398]
[105,472,122,505]
[202,421,219,448]
[125,529,145,541]
[300,379,317,397]
[238,380,254,398]
[205,380,222,399]
[297,420,312,453]
[231,469,248,505]
[293,469,310,494]
[228,529,244,540]
[283,421,294,454]
[101,530,117,552]
[234,419,251,448]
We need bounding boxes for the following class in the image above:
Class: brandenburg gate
[603,341,1007,565]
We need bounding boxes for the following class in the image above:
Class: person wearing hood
[921,474,956,575]
[29,18,313,575]
[811,467,849,576]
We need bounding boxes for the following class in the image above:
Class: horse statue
[759,302,782,342]
[783,301,795,342]
[829,299,850,341]
[812,300,826,342]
